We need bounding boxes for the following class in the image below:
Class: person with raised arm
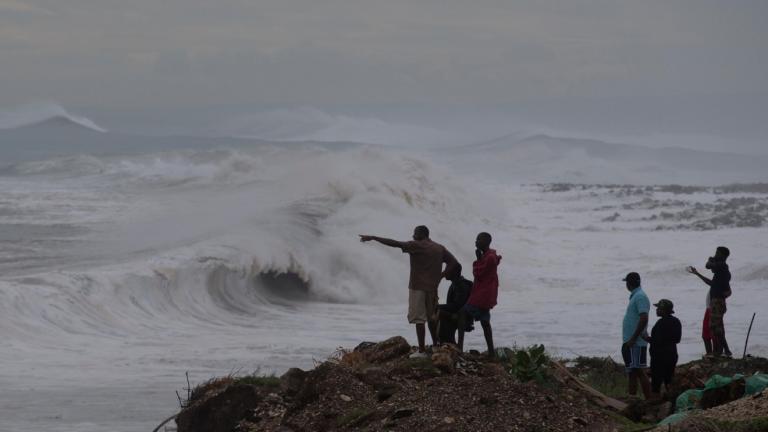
[360,226,458,357]
[688,246,733,357]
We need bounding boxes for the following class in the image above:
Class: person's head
[447,263,463,282]
[475,232,492,251]
[413,225,430,241]
[715,246,730,261]
[623,272,641,291]
[654,299,674,317]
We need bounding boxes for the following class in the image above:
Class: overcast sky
[1,0,766,150]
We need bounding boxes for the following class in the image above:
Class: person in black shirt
[437,264,473,344]
[643,299,682,396]
[688,246,732,357]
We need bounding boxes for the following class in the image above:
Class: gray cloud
[1,0,766,149]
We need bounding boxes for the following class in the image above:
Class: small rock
[391,408,415,419]
[479,396,497,406]
[265,393,282,404]
[431,352,456,373]
[443,416,455,424]
[572,416,588,426]
[340,394,352,402]
[375,383,400,402]
[522,411,531,420]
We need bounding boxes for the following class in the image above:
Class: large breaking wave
[0,144,493,343]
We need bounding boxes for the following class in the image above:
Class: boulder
[358,336,411,364]
[279,368,307,396]
[176,384,260,432]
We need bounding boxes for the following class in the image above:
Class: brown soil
[171,339,768,432]
[174,337,622,432]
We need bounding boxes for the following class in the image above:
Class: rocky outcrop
[173,337,623,432]
[176,384,261,432]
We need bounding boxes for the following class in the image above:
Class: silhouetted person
[643,299,681,397]
[621,272,652,399]
[437,263,473,345]
[360,226,457,357]
[688,246,732,357]
[458,232,501,357]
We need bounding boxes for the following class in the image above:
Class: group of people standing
[360,226,501,358]
[622,246,733,399]
[359,227,734,401]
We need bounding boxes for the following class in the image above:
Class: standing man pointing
[360,226,458,357]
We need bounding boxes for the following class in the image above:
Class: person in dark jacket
[437,263,473,344]
[688,246,732,357]
[643,299,682,396]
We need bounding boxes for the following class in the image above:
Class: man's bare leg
[415,323,426,352]
[628,372,638,396]
[428,320,439,347]
[637,370,651,399]
[480,320,495,357]
[722,334,732,356]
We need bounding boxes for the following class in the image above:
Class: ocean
[1,113,767,431]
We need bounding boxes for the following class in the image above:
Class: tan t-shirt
[401,239,454,292]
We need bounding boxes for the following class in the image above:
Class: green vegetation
[572,356,628,398]
[506,344,549,382]
[234,374,280,388]
[603,411,654,432]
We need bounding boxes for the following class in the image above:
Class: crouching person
[458,232,501,358]
[437,264,473,345]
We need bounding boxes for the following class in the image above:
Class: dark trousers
[650,351,678,393]
[438,315,458,344]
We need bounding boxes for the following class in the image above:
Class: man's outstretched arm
[687,266,712,286]
[359,235,406,249]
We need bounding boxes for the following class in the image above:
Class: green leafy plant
[509,344,549,382]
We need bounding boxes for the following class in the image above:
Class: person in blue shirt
[621,272,651,399]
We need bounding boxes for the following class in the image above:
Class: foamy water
[1,125,766,431]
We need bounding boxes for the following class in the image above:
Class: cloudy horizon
[1,0,766,152]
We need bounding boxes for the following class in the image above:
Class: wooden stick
[743,312,756,360]
[550,361,628,411]
[152,413,178,432]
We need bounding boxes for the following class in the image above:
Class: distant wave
[0,102,107,132]
[218,107,455,147]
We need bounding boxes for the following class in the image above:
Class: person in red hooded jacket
[458,232,501,357]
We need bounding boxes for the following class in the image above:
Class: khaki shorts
[408,289,438,324]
